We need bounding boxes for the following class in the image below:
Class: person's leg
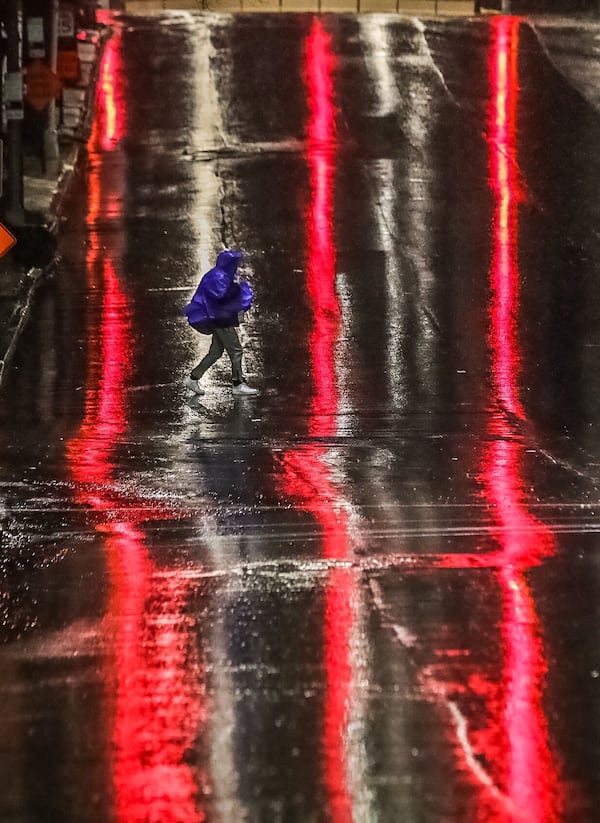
[191,333,225,380]
[215,327,244,384]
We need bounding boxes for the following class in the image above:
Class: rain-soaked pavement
[1,9,600,822]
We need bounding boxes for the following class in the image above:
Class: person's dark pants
[191,326,244,384]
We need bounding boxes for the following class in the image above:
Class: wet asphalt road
[1,10,600,822]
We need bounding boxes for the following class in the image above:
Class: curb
[0,266,47,387]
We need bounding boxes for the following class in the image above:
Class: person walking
[183,250,259,397]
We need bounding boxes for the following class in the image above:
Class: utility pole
[44,0,60,175]
[5,0,24,227]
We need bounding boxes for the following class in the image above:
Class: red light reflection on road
[276,21,354,822]
[482,18,560,821]
[66,32,206,823]
[95,33,125,151]
[488,16,525,422]
[305,23,353,819]
[305,19,340,425]
[429,22,562,820]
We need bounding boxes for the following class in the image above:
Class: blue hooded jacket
[183,250,254,333]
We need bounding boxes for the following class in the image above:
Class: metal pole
[6,0,24,227]
[44,0,60,176]
[501,0,511,11]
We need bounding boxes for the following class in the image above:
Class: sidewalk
[125,0,479,14]
[0,29,105,389]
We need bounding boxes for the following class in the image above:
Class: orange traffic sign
[57,50,80,82]
[0,223,16,258]
[25,59,62,112]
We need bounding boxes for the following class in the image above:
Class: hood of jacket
[216,250,243,279]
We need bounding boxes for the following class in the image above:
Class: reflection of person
[183,250,259,396]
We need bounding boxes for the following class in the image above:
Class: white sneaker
[232,382,259,396]
[184,376,205,395]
